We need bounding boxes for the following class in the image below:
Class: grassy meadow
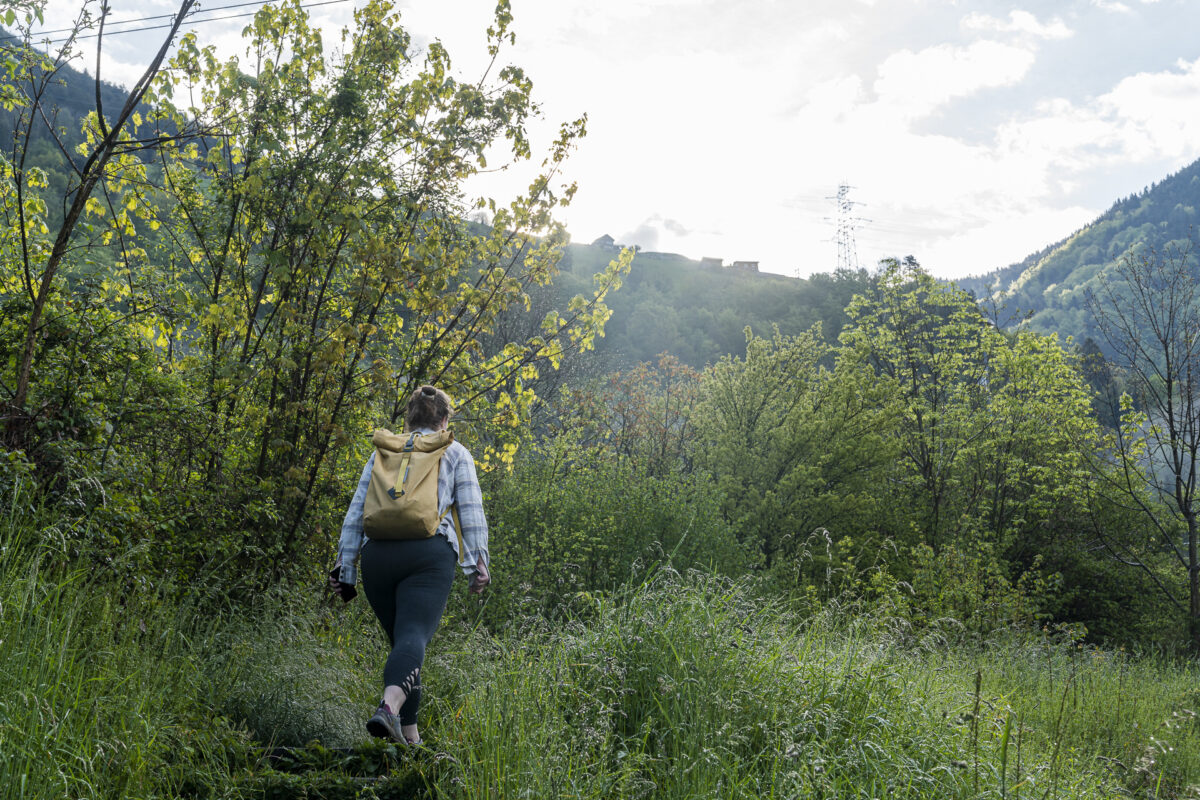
[3,487,1198,800]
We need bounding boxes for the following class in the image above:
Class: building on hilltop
[729,260,759,272]
[700,257,723,269]
[591,234,619,251]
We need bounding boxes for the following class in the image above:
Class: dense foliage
[1,0,629,589]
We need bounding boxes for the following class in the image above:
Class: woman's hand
[328,565,357,601]
[468,558,490,594]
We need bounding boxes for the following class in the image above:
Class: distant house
[729,260,760,272]
[591,234,618,250]
[700,257,723,269]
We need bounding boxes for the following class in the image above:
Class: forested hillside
[961,157,1200,346]
[548,244,868,368]
[0,26,139,226]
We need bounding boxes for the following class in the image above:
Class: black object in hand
[328,566,358,602]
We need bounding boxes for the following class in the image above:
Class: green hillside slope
[551,244,870,368]
[961,157,1200,345]
[0,28,143,227]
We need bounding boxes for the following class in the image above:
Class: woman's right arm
[452,449,490,592]
[334,454,374,586]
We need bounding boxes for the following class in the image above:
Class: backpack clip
[388,433,420,499]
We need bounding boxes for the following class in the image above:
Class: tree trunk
[7,0,197,447]
[1190,514,1200,652]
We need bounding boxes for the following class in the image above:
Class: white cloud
[962,10,1073,40]
[900,56,1200,277]
[618,214,693,251]
[873,41,1037,120]
[1091,0,1134,13]
[998,56,1200,169]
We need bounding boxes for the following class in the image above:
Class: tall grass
[2,484,1198,800]
[421,572,1200,799]
[0,484,390,798]
[0,486,243,799]
[933,630,1200,797]
[201,587,382,749]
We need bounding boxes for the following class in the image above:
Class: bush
[908,542,1060,635]
[478,443,751,626]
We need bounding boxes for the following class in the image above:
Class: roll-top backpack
[363,428,464,557]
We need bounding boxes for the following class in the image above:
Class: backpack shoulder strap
[437,503,467,565]
[451,504,465,565]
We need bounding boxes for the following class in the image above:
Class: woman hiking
[328,385,491,745]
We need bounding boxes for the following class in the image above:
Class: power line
[16,0,280,37]
[56,0,353,42]
[1,0,352,45]
[72,0,352,41]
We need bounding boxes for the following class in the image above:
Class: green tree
[1,1,200,441]
[2,0,630,582]
[1078,336,1125,429]
[144,0,630,567]
[694,326,897,576]
[1086,240,1200,649]
[840,258,1002,552]
[839,259,1100,601]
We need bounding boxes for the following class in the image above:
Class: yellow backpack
[363,428,464,557]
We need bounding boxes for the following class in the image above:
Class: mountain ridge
[958,156,1200,345]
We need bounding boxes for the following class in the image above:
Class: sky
[34,0,1200,279]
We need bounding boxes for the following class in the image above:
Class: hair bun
[405,384,452,430]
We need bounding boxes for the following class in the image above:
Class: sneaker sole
[366,718,397,740]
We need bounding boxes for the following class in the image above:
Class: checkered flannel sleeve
[335,454,374,586]
[452,450,489,576]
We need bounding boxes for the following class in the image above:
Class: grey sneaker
[366,702,402,741]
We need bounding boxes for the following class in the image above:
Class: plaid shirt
[336,430,490,585]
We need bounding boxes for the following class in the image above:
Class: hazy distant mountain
[959,157,1200,347]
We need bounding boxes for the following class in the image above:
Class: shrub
[478,443,751,626]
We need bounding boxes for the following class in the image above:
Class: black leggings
[360,536,456,726]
